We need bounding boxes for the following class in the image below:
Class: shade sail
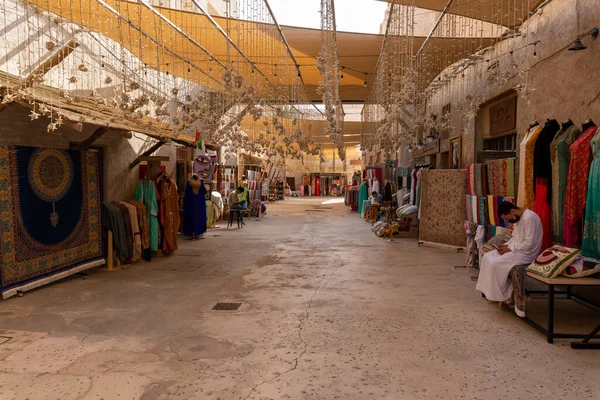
[24,0,499,104]
[380,0,546,28]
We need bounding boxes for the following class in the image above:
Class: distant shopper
[228,186,247,225]
[369,191,382,204]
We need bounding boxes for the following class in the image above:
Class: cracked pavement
[0,197,599,399]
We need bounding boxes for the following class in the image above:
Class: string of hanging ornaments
[317,0,345,162]
[362,0,564,154]
[0,0,323,162]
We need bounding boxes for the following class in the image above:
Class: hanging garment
[130,200,149,250]
[161,181,180,253]
[551,125,581,243]
[372,178,380,195]
[533,120,560,250]
[315,177,321,197]
[134,180,159,251]
[113,202,134,261]
[184,179,207,237]
[383,182,393,203]
[410,168,419,205]
[517,125,543,209]
[582,128,600,259]
[103,202,129,264]
[211,191,224,221]
[120,202,142,262]
[357,181,368,215]
[206,201,216,228]
[564,125,597,247]
[476,209,543,301]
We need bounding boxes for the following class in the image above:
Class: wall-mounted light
[417,141,424,149]
[569,28,598,51]
[407,144,414,153]
[426,132,435,143]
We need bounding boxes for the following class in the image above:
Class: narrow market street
[0,197,598,400]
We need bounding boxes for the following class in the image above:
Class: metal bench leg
[571,324,600,349]
[548,284,555,344]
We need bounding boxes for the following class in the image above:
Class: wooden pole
[16,39,79,91]
[129,141,166,169]
[107,230,114,272]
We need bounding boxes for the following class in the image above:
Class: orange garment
[517,125,542,209]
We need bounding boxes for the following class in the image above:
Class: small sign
[349,159,363,166]
[490,96,517,136]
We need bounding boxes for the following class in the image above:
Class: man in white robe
[476,201,542,316]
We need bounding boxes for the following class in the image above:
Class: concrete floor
[0,197,599,400]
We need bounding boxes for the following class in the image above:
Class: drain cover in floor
[0,336,11,345]
[212,302,242,311]
[305,209,325,212]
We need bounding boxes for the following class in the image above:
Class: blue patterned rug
[0,146,104,298]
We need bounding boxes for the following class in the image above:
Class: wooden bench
[516,272,600,348]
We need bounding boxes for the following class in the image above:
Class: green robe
[135,180,159,251]
[552,126,580,243]
[357,181,368,215]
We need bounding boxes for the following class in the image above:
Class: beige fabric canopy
[24,0,497,103]
[381,0,545,28]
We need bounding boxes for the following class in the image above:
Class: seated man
[476,201,542,317]
[369,191,383,204]
[228,186,248,225]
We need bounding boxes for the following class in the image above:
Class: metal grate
[0,336,11,345]
[212,302,242,311]
[305,209,325,212]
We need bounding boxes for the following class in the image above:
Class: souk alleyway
[0,198,598,400]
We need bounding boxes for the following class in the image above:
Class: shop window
[483,133,516,152]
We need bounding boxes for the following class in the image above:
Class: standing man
[476,201,543,316]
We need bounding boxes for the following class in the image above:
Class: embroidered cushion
[561,259,600,278]
[526,246,581,278]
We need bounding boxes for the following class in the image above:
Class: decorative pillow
[526,246,581,279]
[561,259,600,278]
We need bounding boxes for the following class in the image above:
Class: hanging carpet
[0,146,104,299]
[419,169,467,247]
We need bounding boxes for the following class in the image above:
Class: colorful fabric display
[526,246,581,279]
[465,195,489,225]
[487,196,516,228]
[485,225,511,241]
[467,164,489,196]
[487,158,515,197]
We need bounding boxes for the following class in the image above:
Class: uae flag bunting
[195,129,204,150]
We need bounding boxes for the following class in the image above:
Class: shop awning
[0,71,196,146]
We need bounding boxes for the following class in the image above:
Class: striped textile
[487,195,516,228]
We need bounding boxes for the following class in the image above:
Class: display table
[510,272,600,347]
